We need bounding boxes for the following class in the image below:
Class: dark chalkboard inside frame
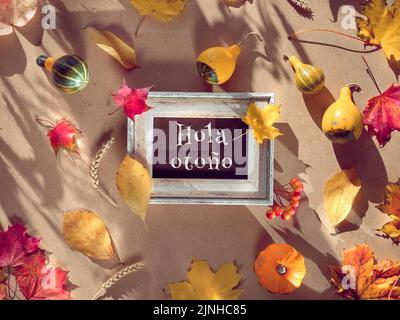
[128,92,274,206]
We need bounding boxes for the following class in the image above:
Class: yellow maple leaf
[242,102,283,144]
[323,169,362,227]
[130,0,189,22]
[168,258,243,300]
[330,244,400,300]
[356,0,400,61]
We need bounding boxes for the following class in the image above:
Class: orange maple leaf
[377,179,400,218]
[330,244,400,300]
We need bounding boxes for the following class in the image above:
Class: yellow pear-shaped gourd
[197,32,263,85]
[322,85,363,144]
[285,55,325,95]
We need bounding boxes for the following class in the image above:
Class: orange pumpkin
[254,243,306,294]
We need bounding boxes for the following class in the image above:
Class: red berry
[282,213,291,221]
[290,200,300,209]
[266,210,276,220]
[285,207,296,216]
[275,207,284,217]
[290,177,298,186]
[294,184,304,193]
[292,194,301,201]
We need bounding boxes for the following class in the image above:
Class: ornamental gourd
[197,32,263,85]
[36,55,90,94]
[254,243,306,294]
[322,84,363,144]
[285,55,325,95]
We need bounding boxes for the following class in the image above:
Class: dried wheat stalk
[90,137,118,207]
[91,261,144,300]
[287,0,313,18]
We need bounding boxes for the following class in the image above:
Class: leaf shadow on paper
[0,89,64,237]
[0,6,45,77]
[302,87,388,232]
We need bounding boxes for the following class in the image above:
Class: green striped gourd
[286,55,325,95]
[36,55,90,94]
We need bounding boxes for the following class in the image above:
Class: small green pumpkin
[37,55,90,94]
[286,55,325,95]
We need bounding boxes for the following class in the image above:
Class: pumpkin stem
[276,264,287,276]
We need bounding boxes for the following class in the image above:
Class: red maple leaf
[110,80,152,121]
[15,251,70,300]
[0,223,40,268]
[363,84,400,147]
[47,120,80,156]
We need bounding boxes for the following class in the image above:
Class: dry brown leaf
[87,27,139,70]
[330,244,400,300]
[324,168,361,227]
[168,258,243,300]
[63,209,117,260]
[116,156,152,224]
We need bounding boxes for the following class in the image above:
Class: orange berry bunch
[266,177,304,221]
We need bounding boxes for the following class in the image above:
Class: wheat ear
[91,261,144,300]
[90,137,118,207]
[287,0,313,17]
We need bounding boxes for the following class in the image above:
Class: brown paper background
[0,0,399,300]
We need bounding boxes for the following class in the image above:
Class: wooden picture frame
[127,92,274,206]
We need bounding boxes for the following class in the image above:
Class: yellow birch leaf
[130,0,189,22]
[87,27,138,70]
[116,156,152,224]
[242,102,283,144]
[168,258,243,300]
[63,209,116,260]
[324,168,362,227]
[356,0,400,62]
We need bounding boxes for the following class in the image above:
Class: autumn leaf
[378,216,400,244]
[376,180,400,244]
[242,102,283,144]
[324,169,362,227]
[47,120,81,156]
[15,251,70,300]
[0,223,40,268]
[356,0,400,62]
[330,244,400,300]
[168,258,243,300]
[87,27,139,71]
[116,156,152,224]
[0,0,38,36]
[363,84,400,147]
[130,0,189,22]
[63,210,117,260]
[223,0,253,9]
[110,80,152,121]
[377,179,400,218]
[0,272,7,300]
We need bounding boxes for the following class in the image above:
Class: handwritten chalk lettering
[152,118,248,180]
[177,122,228,146]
